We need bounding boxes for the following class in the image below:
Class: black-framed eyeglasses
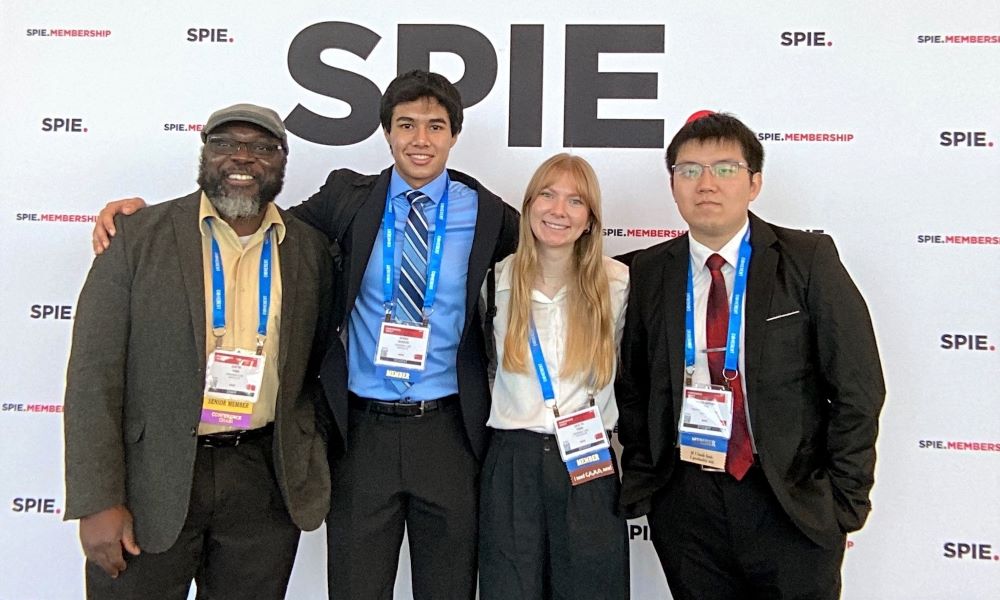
[206,135,283,158]
[670,161,753,180]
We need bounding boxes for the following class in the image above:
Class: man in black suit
[616,111,885,599]
[294,70,518,600]
[92,72,518,599]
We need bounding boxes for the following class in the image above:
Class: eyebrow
[394,116,449,125]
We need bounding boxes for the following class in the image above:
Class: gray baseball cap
[202,103,288,152]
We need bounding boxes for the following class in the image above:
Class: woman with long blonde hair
[479,153,629,599]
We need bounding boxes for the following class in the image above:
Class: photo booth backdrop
[2,2,998,598]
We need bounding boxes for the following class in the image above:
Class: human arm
[809,235,886,532]
[65,214,137,558]
[92,198,147,254]
[614,254,662,518]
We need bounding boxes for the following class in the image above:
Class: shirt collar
[688,218,749,271]
[198,192,286,243]
[388,167,448,204]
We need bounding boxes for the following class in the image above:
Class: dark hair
[665,112,764,175]
[379,70,464,136]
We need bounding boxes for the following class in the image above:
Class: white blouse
[486,255,630,434]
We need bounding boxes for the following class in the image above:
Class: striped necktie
[397,190,431,323]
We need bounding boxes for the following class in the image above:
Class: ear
[748,171,763,203]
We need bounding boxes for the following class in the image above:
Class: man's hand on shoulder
[79,504,141,578]
[92,198,147,255]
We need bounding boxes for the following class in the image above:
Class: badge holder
[553,397,615,486]
[374,305,432,384]
[678,369,733,470]
[202,334,266,428]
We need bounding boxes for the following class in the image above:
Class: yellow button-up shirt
[197,193,284,434]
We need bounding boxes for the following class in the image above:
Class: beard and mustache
[197,152,285,221]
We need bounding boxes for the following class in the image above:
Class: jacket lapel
[343,169,391,323]
[744,212,778,403]
[663,236,690,428]
[276,213,299,376]
[171,193,207,362]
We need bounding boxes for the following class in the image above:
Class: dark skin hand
[80,504,142,577]
[92,198,146,254]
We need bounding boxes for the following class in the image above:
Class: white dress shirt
[487,255,630,434]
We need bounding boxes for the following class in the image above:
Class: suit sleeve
[309,235,336,445]
[288,170,349,241]
[615,253,662,518]
[809,235,886,532]
[494,202,520,264]
[63,215,133,520]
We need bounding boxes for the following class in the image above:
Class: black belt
[198,423,274,448]
[349,393,459,417]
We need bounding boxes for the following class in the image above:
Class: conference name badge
[374,321,431,383]
[554,405,614,485]
[200,348,265,428]
[678,384,733,469]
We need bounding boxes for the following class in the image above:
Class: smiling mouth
[407,153,433,164]
[225,173,255,184]
[542,220,570,230]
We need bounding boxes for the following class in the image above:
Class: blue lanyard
[528,319,557,408]
[684,227,752,378]
[381,179,450,321]
[208,221,274,346]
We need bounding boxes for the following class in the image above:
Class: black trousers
[648,461,846,600]
[326,399,480,600]
[479,428,629,600]
[85,434,300,600]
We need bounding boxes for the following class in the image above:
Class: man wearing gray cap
[64,103,333,599]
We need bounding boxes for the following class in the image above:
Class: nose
[230,142,257,161]
[413,125,430,145]
[696,165,717,190]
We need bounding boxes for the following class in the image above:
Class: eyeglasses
[206,136,283,158]
[670,161,752,180]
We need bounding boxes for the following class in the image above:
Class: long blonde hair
[502,153,616,388]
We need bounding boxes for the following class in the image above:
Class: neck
[690,218,749,252]
[536,244,574,279]
[223,213,266,237]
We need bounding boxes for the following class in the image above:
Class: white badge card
[374,321,431,382]
[201,349,265,428]
[678,385,732,469]
[553,404,611,462]
[204,349,265,402]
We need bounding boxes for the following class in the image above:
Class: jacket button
[190,427,197,436]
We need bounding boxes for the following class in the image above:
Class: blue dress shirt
[347,168,478,401]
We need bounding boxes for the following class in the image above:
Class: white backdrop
[2,1,999,598]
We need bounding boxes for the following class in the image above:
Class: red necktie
[705,253,754,480]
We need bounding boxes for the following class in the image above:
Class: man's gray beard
[207,192,261,221]
[197,152,284,221]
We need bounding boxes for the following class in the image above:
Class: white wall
[2,2,998,598]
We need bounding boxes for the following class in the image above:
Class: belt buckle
[415,401,426,418]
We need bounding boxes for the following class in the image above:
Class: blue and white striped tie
[397,190,430,323]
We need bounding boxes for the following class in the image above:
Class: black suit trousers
[326,400,480,600]
[648,461,846,600]
[85,435,300,600]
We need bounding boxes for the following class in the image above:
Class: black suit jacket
[616,212,885,548]
[291,167,519,460]
[64,192,333,552]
